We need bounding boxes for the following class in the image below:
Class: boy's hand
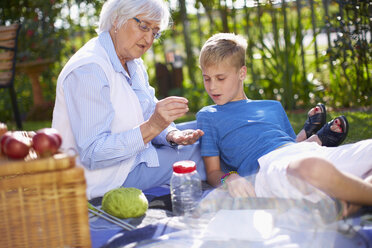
[167,129,204,145]
[225,173,256,198]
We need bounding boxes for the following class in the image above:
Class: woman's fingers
[149,97,189,131]
[171,129,204,145]
[157,97,189,119]
[159,96,188,111]
[182,129,203,144]
[167,129,204,145]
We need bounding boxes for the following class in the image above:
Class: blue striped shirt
[63,31,175,170]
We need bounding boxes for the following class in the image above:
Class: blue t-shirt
[196,99,296,176]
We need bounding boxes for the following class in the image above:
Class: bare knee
[287,157,329,185]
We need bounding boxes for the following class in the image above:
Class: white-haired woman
[52,0,206,199]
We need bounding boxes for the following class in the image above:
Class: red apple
[3,133,31,159]
[36,128,62,147]
[32,132,60,157]
[1,131,13,155]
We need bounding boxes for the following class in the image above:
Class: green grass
[5,109,372,144]
[5,121,52,132]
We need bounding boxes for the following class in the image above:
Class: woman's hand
[148,96,189,133]
[225,173,256,198]
[167,129,204,145]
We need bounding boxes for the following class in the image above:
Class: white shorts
[255,139,372,203]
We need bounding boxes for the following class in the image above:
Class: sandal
[303,103,327,138]
[316,115,348,147]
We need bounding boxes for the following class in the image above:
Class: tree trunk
[244,0,256,84]
[179,0,196,85]
[218,1,229,32]
[199,2,215,36]
[196,8,203,49]
[281,0,294,110]
[296,0,309,105]
[232,0,237,34]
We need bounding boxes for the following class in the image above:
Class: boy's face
[201,60,247,105]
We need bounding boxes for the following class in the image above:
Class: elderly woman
[52,0,205,199]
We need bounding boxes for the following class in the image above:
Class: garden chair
[0,23,22,129]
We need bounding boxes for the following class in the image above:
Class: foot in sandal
[316,115,349,147]
[303,103,327,139]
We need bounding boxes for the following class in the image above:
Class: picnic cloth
[103,210,372,248]
[89,182,214,248]
[88,120,372,247]
[89,185,372,248]
[89,185,173,248]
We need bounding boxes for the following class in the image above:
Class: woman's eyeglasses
[132,17,161,39]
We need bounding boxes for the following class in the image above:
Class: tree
[0,0,103,121]
[178,0,197,85]
[0,0,65,63]
[197,0,217,36]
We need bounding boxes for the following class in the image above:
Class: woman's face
[110,15,160,63]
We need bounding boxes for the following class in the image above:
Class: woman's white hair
[98,0,170,34]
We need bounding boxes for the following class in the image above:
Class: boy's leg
[287,152,372,206]
[256,140,372,204]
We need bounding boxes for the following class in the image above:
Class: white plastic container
[170,160,202,216]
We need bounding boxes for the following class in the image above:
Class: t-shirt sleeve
[196,110,220,157]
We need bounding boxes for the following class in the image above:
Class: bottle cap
[172,160,196,174]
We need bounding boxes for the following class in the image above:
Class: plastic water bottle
[170,160,202,216]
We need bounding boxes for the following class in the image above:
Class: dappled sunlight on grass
[6,121,52,131]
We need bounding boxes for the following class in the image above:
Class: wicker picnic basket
[0,153,92,248]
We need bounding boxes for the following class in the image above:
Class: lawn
[5,109,372,144]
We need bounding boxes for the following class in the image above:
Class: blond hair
[199,33,247,70]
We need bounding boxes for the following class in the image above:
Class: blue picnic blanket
[89,185,174,248]
[90,185,372,248]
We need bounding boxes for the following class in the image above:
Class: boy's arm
[203,156,256,198]
[203,156,225,187]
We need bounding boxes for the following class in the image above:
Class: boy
[196,33,372,216]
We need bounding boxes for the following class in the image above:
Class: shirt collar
[98,31,140,80]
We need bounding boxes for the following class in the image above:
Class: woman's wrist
[140,120,164,144]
